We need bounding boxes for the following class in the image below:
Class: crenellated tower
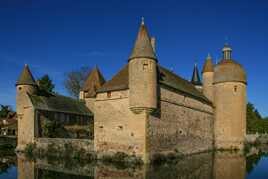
[202,54,214,102]
[128,18,158,114]
[213,44,247,150]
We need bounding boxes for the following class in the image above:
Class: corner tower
[16,64,37,150]
[128,18,158,113]
[202,54,214,102]
[213,44,247,150]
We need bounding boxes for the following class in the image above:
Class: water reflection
[14,152,249,179]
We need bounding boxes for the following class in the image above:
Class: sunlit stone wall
[94,90,148,161]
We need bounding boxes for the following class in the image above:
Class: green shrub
[25,143,36,158]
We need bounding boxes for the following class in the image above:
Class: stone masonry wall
[94,90,147,160]
[35,138,94,153]
[148,86,214,156]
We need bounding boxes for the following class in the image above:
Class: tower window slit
[143,63,148,70]
[234,86,238,92]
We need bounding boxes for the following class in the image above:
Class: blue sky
[0,0,267,117]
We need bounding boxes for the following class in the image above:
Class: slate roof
[16,64,37,86]
[128,20,157,61]
[191,64,202,86]
[28,91,92,116]
[97,64,211,104]
[81,67,106,97]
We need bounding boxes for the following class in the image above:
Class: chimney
[150,37,156,53]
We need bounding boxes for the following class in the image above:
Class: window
[234,86,238,92]
[117,125,123,130]
[143,63,148,70]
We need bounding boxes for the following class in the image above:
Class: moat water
[0,149,268,179]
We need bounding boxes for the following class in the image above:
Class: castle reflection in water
[16,152,247,179]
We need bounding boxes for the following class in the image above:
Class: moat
[0,149,267,179]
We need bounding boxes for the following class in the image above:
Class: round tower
[16,64,37,115]
[128,18,158,114]
[202,54,214,102]
[213,44,247,150]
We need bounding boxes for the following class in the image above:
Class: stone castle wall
[94,90,148,160]
[34,137,94,154]
[85,97,96,113]
[148,86,214,155]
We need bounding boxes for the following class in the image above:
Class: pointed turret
[202,54,214,73]
[16,64,37,118]
[128,18,157,61]
[128,18,158,115]
[16,64,36,86]
[80,67,105,98]
[202,54,214,102]
[191,64,202,86]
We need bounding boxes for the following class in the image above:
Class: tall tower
[16,64,37,150]
[191,63,202,91]
[213,44,247,150]
[128,18,158,114]
[202,54,214,102]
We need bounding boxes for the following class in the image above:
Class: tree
[37,74,55,93]
[0,105,12,118]
[63,66,91,99]
[247,102,268,134]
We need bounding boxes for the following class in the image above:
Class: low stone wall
[246,134,259,144]
[246,134,268,144]
[34,138,94,155]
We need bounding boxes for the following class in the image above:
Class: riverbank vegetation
[247,103,268,134]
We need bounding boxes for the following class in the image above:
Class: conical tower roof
[81,66,106,97]
[128,18,157,61]
[202,54,214,73]
[16,64,36,86]
[191,64,202,86]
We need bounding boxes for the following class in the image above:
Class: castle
[16,19,247,163]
